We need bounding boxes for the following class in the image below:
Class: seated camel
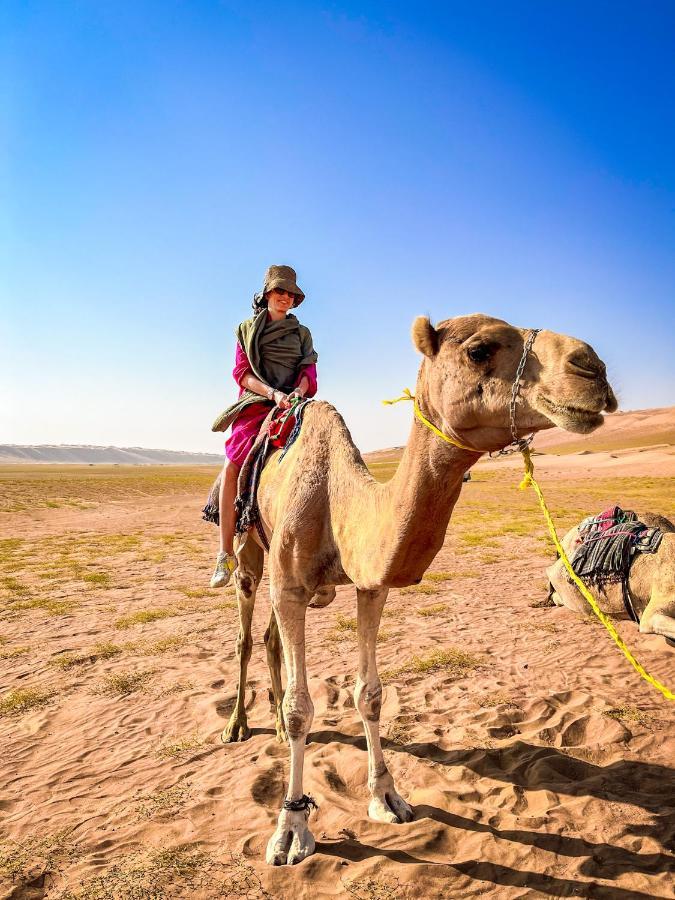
[219,313,616,866]
[546,512,675,645]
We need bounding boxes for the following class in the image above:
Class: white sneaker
[210,551,236,588]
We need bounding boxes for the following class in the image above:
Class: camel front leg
[266,588,316,866]
[221,538,264,743]
[355,587,414,825]
[264,609,286,742]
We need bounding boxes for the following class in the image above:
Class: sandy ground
[1,447,674,899]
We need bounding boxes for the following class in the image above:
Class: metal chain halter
[490,328,541,457]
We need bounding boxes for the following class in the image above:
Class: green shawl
[211,311,318,432]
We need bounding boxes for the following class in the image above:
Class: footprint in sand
[251,761,285,808]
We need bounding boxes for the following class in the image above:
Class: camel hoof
[221,715,251,743]
[266,810,315,866]
[368,791,414,824]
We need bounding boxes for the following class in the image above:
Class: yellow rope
[383,389,675,702]
[519,446,674,702]
[382,389,479,453]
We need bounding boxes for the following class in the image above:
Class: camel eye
[467,343,493,364]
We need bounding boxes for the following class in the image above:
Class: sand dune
[1,451,673,898]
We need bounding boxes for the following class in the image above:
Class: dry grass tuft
[0,828,77,881]
[135,783,192,820]
[51,641,124,669]
[423,570,479,582]
[417,603,448,617]
[0,687,55,717]
[156,680,194,698]
[137,635,188,655]
[55,844,209,900]
[343,873,402,899]
[326,613,358,641]
[213,599,237,611]
[0,644,30,659]
[383,647,483,681]
[12,597,76,615]
[82,571,111,588]
[603,705,653,727]
[114,608,177,629]
[176,585,213,599]
[400,582,438,595]
[157,734,206,759]
[478,691,519,709]
[95,670,154,697]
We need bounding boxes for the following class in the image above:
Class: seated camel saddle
[202,399,312,551]
[569,506,664,622]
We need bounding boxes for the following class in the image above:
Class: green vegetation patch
[0,687,55,717]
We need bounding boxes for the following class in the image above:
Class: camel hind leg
[264,609,286,742]
[221,536,264,743]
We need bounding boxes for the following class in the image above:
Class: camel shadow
[316,836,670,899]
[309,730,675,819]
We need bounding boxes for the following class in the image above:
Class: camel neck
[371,412,481,586]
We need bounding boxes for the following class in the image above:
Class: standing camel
[223,313,616,866]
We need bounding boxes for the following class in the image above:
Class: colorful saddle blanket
[570,506,663,587]
[201,400,312,544]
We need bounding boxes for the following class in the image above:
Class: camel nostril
[566,352,604,380]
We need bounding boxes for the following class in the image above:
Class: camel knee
[282,687,313,740]
[355,677,382,723]
[235,569,258,599]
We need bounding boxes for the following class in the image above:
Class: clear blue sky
[3,1,674,453]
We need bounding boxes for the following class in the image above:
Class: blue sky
[3,1,674,453]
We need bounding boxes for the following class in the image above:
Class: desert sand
[1,431,674,897]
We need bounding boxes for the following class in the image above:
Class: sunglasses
[271,289,297,299]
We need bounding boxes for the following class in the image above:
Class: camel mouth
[537,395,605,434]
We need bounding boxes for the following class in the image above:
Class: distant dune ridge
[0,444,223,465]
[2,406,673,466]
[365,405,675,464]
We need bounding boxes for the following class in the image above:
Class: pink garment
[225,343,318,467]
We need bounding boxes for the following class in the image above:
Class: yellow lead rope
[384,389,675,702]
[382,388,479,453]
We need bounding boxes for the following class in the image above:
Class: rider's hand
[273,390,291,410]
[287,389,305,403]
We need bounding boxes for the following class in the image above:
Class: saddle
[202,400,312,551]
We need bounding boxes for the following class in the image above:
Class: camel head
[412,313,617,453]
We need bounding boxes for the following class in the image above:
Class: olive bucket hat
[263,264,305,305]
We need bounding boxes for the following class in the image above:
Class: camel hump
[638,511,675,532]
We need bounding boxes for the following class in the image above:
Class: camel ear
[411,316,439,357]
